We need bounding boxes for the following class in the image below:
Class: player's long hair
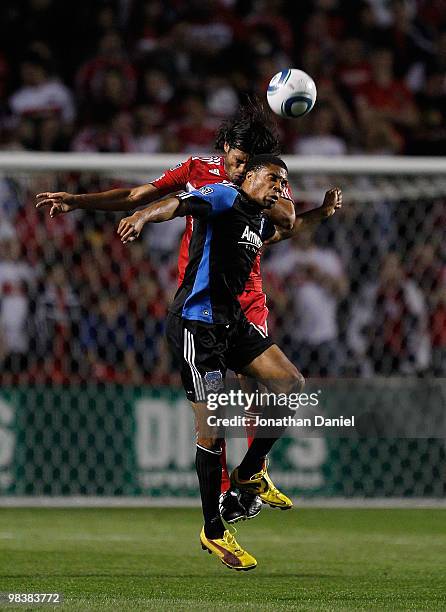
[215,96,281,156]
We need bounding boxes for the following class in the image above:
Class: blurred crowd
[0,0,446,385]
[1,0,446,154]
[0,170,445,385]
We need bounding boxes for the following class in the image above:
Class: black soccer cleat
[239,491,262,520]
[219,490,247,523]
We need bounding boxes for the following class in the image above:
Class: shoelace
[224,527,244,556]
[250,469,266,481]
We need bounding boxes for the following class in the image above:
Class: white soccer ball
[267,68,317,118]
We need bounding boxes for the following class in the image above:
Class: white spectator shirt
[294,136,347,157]
[273,247,344,345]
[134,134,161,154]
[9,80,75,123]
[0,260,35,289]
[0,260,35,352]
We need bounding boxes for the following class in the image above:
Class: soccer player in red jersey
[36,100,297,521]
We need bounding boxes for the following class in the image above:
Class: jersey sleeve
[261,216,276,242]
[177,183,238,218]
[150,158,192,194]
[282,181,295,202]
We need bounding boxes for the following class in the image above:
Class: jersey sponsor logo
[239,225,263,250]
[204,370,224,392]
[199,186,214,195]
[209,168,220,176]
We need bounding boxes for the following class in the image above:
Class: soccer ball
[267,68,317,118]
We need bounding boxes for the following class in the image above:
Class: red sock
[220,439,230,493]
[246,430,256,447]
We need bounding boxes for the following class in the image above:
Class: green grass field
[0,507,445,611]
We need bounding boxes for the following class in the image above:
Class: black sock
[237,437,278,480]
[195,445,225,539]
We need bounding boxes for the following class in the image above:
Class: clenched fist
[320,187,342,218]
[117,212,145,244]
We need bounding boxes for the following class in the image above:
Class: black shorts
[166,312,274,402]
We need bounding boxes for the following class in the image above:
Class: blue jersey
[170,182,270,325]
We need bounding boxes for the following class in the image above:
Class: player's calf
[195,439,226,539]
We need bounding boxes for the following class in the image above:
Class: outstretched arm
[35,183,161,217]
[264,195,295,230]
[36,158,192,217]
[265,188,342,244]
[117,196,186,244]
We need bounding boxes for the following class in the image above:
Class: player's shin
[237,375,262,446]
[195,444,226,539]
[220,439,230,493]
[237,436,282,481]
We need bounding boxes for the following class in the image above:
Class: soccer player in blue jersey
[117,155,307,571]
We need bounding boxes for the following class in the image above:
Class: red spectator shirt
[357,80,413,113]
[151,155,293,292]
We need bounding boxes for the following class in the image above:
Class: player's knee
[197,436,223,453]
[281,366,305,394]
[294,369,305,392]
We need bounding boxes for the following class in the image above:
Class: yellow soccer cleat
[230,465,269,495]
[259,467,293,510]
[230,463,293,510]
[200,527,257,571]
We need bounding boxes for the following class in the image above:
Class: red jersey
[151,155,265,291]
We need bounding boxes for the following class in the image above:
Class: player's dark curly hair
[245,154,288,174]
[214,97,281,156]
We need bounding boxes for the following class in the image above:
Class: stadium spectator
[0,50,9,99]
[71,109,135,153]
[205,76,239,119]
[355,47,419,146]
[0,236,35,372]
[80,293,137,383]
[130,0,178,55]
[9,54,75,125]
[245,0,294,56]
[430,286,446,375]
[378,0,434,79]
[336,38,371,98]
[360,118,403,154]
[132,105,162,153]
[408,243,446,375]
[7,52,75,152]
[170,94,218,153]
[293,104,348,156]
[33,262,81,381]
[410,68,446,155]
[1,0,446,382]
[0,0,444,159]
[76,31,137,119]
[351,253,430,375]
[267,231,348,377]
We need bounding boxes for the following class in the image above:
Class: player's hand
[320,187,342,218]
[117,212,145,244]
[36,192,77,218]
